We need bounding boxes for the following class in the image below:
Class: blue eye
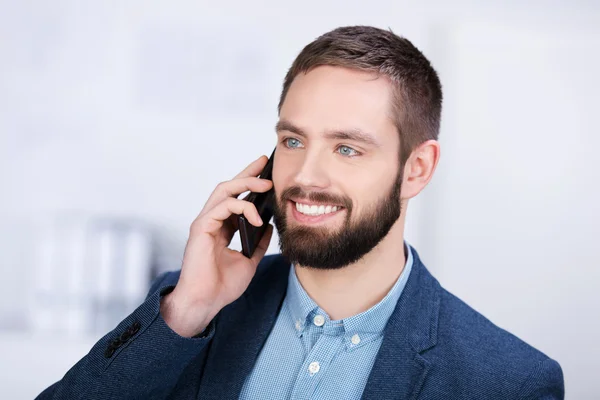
[338,145,358,157]
[285,138,302,148]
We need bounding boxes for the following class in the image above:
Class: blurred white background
[0,0,599,399]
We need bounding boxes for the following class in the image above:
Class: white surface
[427,23,600,399]
[0,332,97,400]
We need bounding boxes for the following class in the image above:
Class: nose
[293,150,330,190]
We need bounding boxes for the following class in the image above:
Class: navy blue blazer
[37,247,564,399]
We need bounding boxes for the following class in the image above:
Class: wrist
[159,290,216,338]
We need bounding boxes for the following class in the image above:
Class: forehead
[279,65,398,144]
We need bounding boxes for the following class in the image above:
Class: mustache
[279,186,353,211]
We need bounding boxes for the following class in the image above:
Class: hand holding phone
[160,154,274,337]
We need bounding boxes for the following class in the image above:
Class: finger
[199,198,263,235]
[233,155,269,179]
[250,224,273,265]
[202,177,272,215]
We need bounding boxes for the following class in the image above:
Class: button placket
[289,329,345,399]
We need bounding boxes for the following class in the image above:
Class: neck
[294,212,407,321]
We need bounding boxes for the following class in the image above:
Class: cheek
[351,167,389,193]
[273,151,302,187]
[272,159,293,194]
[343,170,394,214]
[368,161,398,193]
[272,156,283,186]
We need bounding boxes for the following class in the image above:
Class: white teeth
[294,202,341,216]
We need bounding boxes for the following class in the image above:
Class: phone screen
[238,148,276,258]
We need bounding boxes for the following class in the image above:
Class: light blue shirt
[239,242,414,400]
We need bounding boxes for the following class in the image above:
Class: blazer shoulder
[434,286,563,397]
[439,287,550,361]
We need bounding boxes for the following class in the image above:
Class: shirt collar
[286,241,414,345]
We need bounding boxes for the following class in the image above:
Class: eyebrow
[275,119,381,147]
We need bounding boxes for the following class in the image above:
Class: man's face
[272,66,404,270]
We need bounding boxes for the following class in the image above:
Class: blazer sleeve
[518,357,565,400]
[35,271,215,400]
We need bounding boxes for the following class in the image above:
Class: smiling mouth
[290,200,345,217]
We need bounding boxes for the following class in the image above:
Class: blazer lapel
[361,247,441,400]
[195,249,441,400]
[196,256,291,400]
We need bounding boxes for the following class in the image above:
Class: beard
[272,170,403,270]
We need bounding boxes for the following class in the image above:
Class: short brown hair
[278,25,443,165]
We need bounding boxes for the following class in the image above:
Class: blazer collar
[360,245,441,400]
[196,246,441,400]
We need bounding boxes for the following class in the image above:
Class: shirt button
[313,315,325,327]
[308,361,321,375]
[295,319,302,331]
[351,334,361,345]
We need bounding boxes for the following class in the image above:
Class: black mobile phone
[238,149,276,258]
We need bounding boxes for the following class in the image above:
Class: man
[37,26,564,399]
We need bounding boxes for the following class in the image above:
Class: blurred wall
[0,0,598,398]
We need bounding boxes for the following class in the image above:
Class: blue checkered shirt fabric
[238,242,414,400]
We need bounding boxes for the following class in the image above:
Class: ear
[401,140,440,200]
